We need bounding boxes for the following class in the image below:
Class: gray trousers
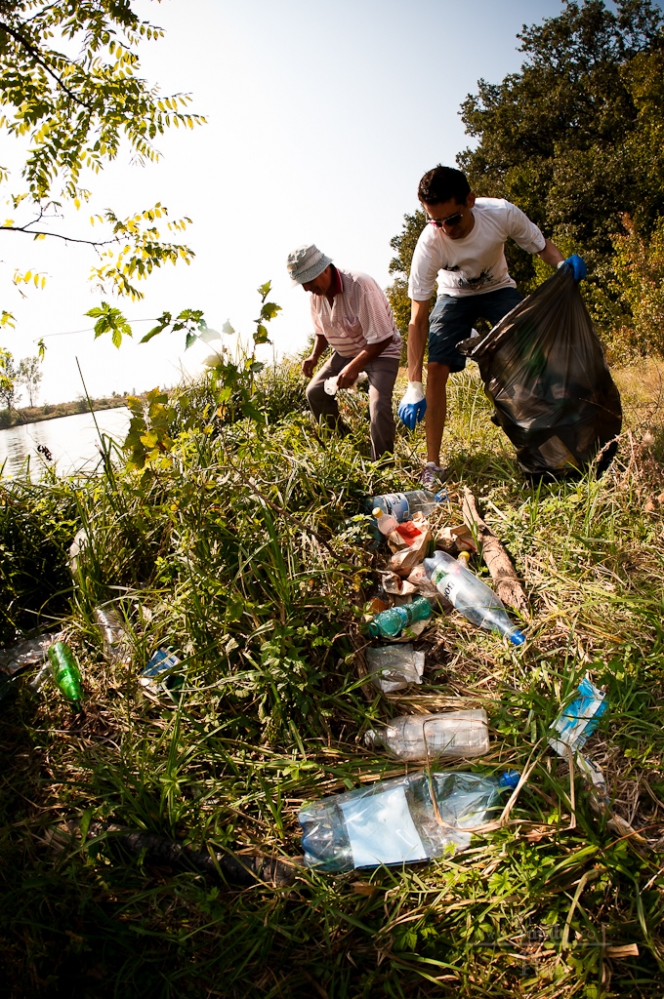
[306,351,399,460]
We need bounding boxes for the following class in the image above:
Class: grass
[0,358,663,998]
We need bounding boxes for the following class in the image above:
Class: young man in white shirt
[288,243,402,460]
[398,165,586,487]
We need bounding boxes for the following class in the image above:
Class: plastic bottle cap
[372,508,383,518]
[499,770,520,789]
[510,631,526,646]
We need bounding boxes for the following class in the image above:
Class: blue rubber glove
[560,254,587,282]
[398,381,427,430]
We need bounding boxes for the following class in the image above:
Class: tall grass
[0,362,663,998]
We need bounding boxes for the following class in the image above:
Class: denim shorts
[428,287,523,371]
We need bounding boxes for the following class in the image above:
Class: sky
[0,0,613,404]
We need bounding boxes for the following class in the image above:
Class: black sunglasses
[428,212,464,229]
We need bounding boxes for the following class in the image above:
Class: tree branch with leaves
[0,0,205,318]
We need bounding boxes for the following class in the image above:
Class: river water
[0,407,131,478]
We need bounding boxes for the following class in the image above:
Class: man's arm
[336,338,390,388]
[537,238,565,267]
[407,299,431,382]
[302,334,329,378]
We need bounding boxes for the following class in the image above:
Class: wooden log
[462,487,531,621]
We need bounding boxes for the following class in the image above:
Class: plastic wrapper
[0,632,61,676]
[365,644,424,693]
[457,266,622,477]
[548,676,607,756]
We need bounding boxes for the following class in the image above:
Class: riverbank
[0,395,132,430]
[1,359,663,998]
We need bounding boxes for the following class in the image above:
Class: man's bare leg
[425,361,451,466]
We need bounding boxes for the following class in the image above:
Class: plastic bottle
[365,709,490,760]
[423,550,525,646]
[48,641,83,710]
[372,507,399,535]
[299,769,519,871]
[372,508,423,544]
[371,490,448,523]
[93,607,129,663]
[365,596,433,638]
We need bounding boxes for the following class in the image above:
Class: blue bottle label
[378,493,411,521]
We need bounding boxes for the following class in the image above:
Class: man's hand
[398,381,427,430]
[302,356,317,379]
[559,254,587,282]
[337,363,360,389]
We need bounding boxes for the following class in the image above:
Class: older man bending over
[288,243,402,460]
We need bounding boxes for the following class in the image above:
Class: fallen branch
[462,487,530,620]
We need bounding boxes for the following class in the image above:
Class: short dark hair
[418,165,471,206]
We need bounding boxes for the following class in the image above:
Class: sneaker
[419,462,448,490]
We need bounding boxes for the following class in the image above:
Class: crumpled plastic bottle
[299,769,519,871]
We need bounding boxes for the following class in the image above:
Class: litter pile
[0,483,634,880]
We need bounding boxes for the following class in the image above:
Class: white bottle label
[340,785,427,867]
[431,566,463,605]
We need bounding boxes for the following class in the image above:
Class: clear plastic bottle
[48,641,83,710]
[371,490,448,523]
[299,769,519,871]
[365,709,489,760]
[423,550,525,646]
[372,508,422,544]
[365,596,433,638]
[372,507,399,535]
[93,607,129,663]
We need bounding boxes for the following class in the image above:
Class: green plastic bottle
[48,642,83,711]
[365,596,433,638]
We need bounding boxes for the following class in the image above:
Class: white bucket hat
[287,244,332,284]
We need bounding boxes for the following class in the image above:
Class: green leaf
[257,281,272,300]
[259,302,282,322]
[85,302,132,347]
[222,320,235,335]
[254,324,271,344]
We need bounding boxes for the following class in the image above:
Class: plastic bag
[457,266,622,477]
[365,644,424,693]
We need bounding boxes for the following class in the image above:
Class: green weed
[0,362,663,998]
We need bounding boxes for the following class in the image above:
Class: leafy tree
[386,209,433,351]
[457,0,664,292]
[16,355,42,407]
[0,0,205,326]
[0,351,17,410]
[609,213,664,358]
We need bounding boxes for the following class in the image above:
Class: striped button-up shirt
[311,267,402,359]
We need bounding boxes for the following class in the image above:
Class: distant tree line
[388,0,664,362]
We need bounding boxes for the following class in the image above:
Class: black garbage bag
[457,265,622,478]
